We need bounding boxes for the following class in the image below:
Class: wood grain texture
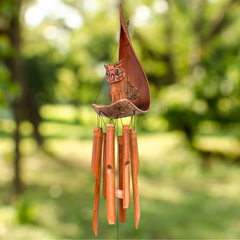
[102,133,107,199]
[118,135,126,223]
[91,127,103,236]
[123,80,140,100]
[130,129,140,229]
[92,99,149,119]
[106,124,115,225]
[123,125,130,209]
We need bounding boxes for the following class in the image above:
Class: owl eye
[115,68,120,75]
[106,71,110,76]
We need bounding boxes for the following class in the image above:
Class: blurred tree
[1,0,240,197]
[133,0,240,151]
[1,0,25,195]
[0,0,44,196]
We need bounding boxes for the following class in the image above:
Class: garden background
[1,0,240,238]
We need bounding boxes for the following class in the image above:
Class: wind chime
[91,4,151,236]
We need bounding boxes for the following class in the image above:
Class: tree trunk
[13,102,23,195]
[7,0,24,196]
[4,0,45,195]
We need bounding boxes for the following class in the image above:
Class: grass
[1,127,240,239]
[1,104,240,238]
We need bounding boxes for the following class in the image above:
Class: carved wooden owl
[104,59,140,104]
[104,59,126,103]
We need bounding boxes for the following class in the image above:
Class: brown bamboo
[102,133,107,199]
[91,127,103,236]
[123,125,130,209]
[106,124,115,225]
[130,129,140,229]
[118,135,126,223]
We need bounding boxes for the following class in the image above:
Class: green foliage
[16,199,34,224]
[15,0,240,140]
[1,0,240,127]
[24,55,58,105]
[0,0,18,107]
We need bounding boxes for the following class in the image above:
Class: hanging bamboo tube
[106,124,115,225]
[118,135,126,223]
[130,129,140,229]
[91,127,103,236]
[123,124,130,209]
[102,133,107,199]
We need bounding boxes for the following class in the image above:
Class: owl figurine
[104,59,126,103]
[104,59,140,104]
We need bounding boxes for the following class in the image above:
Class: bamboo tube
[102,133,107,199]
[123,125,130,209]
[130,129,140,229]
[118,135,126,223]
[91,127,103,236]
[106,124,115,225]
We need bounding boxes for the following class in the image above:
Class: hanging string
[94,40,120,104]
[101,115,107,128]
[110,118,114,125]
[115,117,119,137]
[133,111,136,130]
[120,117,124,127]
[97,114,100,128]
[130,116,133,129]
[129,111,136,129]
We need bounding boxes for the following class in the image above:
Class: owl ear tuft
[114,59,124,67]
[104,65,107,69]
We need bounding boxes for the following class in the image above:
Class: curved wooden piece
[130,129,140,229]
[106,124,115,225]
[91,127,103,236]
[92,99,149,119]
[92,4,151,119]
[119,4,151,113]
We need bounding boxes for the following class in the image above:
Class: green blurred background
[1,0,240,238]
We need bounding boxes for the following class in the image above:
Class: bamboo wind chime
[91,4,151,236]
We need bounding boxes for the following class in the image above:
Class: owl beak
[111,74,115,81]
